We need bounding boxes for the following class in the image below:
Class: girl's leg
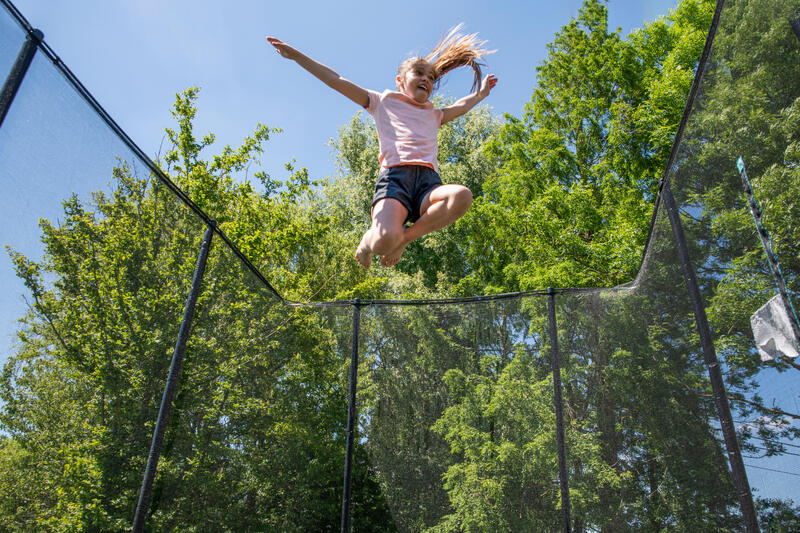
[380,184,472,267]
[355,198,408,269]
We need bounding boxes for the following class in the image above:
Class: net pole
[340,299,361,533]
[662,182,759,532]
[548,288,571,533]
[132,223,215,533]
[0,27,43,129]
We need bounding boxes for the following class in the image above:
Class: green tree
[408,1,750,531]
[460,0,713,293]
[0,88,394,531]
[5,0,798,530]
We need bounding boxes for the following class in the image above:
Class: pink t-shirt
[365,89,444,172]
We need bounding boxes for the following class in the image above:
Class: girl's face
[397,60,435,103]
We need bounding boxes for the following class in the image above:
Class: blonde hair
[399,24,496,92]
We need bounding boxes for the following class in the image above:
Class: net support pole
[661,182,759,532]
[0,28,43,129]
[547,288,571,533]
[132,223,215,533]
[341,299,361,533]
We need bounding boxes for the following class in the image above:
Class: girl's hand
[266,37,299,60]
[479,74,498,98]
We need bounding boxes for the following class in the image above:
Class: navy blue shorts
[372,165,442,223]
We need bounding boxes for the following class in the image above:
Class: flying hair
[423,23,496,92]
[397,24,495,93]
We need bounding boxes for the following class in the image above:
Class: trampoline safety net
[0,0,798,531]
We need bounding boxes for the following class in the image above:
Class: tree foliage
[458,0,714,293]
[2,0,799,530]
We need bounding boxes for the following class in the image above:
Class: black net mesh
[1,0,799,531]
[358,297,557,530]
[0,49,176,362]
[145,244,352,531]
[662,0,800,514]
[556,284,742,529]
[356,282,742,529]
[0,1,22,78]
[0,13,209,530]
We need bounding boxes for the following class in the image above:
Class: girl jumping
[267,26,497,269]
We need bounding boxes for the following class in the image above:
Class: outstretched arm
[266,37,369,108]
[441,74,498,125]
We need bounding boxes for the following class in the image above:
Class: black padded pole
[661,183,759,532]
[0,28,43,129]
[547,288,571,533]
[132,223,215,533]
[341,299,361,533]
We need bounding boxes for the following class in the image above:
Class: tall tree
[0,88,395,531]
[460,0,714,293]
[413,1,750,531]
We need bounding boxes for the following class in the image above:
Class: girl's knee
[451,186,473,213]
[458,186,473,205]
[372,226,403,254]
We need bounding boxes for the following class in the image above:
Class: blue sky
[9,0,677,182]
[0,0,681,359]
[2,0,798,504]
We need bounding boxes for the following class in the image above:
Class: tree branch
[697,391,800,420]
[22,294,73,358]
[779,355,800,372]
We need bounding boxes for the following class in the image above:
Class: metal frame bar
[340,299,361,533]
[132,223,215,533]
[548,288,571,533]
[661,182,759,532]
[0,27,42,129]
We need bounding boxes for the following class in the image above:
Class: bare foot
[379,240,408,267]
[355,233,373,269]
